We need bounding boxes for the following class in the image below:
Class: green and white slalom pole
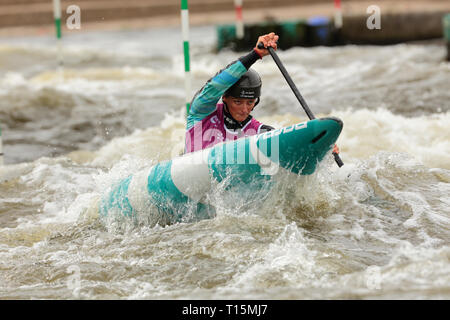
[234,0,244,39]
[53,0,63,68]
[181,0,191,115]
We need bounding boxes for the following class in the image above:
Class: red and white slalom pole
[334,0,343,29]
[234,0,244,39]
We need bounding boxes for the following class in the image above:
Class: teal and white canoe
[99,117,343,223]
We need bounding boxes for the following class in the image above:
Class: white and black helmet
[225,69,262,102]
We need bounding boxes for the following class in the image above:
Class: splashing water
[0,25,449,299]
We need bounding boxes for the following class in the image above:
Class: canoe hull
[99,117,343,223]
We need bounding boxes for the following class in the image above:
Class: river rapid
[0,25,449,299]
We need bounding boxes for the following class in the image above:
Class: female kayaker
[185,32,279,153]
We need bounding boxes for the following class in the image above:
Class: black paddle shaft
[257,43,344,167]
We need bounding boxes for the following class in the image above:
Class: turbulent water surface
[0,25,449,299]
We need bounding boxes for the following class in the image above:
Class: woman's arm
[186,50,261,130]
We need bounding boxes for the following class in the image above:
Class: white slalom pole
[53,0,63,67]
[181,0,191,115]
[0,124,4,166]
[234,0,244,39]
[334,0,343,29]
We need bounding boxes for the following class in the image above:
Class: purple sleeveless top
[185,103,263,153]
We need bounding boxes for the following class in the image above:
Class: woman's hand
[254,32,279,57]
[333,144,340,154]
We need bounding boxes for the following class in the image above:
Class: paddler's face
[223,96,257,122]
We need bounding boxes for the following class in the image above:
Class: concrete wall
[0,0,324,28]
